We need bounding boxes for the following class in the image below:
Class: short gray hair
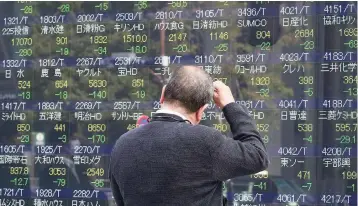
[164,66,213,113]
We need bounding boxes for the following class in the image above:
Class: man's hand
[213,81,235,109]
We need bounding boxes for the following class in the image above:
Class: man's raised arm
[209,81,269,181]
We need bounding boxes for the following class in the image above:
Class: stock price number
[299,76,313,85]
[12,37,32,46]
[256,31,271,39]
[17,81,31,89]
[297,123,313,132]
[251,77,270,86]
[294,29,314,38]
[54,123,66,132]
[55,80,68,88]
[123,34,147,43]
[17,124,31,132]
[339,28,357,37]
[250,172,268,179]
[56,37,68,45]
[9,167,29,175]
[210,32,228,40]
[343,76,358,84]
[49,168,66,176]
[90,36,108,44]
[297,171,311,180]
[132,79,144,87]
[127,124,139,131]
[213,124,228,132]
[87,168,104,177]
[169,33,187,42]
[342,171,357,180]
[88,79,107,88]
[335,123,357,132]
[256,124,269,132]
[88,124,106,132]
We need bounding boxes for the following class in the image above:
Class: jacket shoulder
[185,124,223,143]
[190,124,217,133]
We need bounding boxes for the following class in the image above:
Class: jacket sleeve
[109,167,125,206]
[209,102,269,181]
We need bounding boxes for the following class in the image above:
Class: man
[109,66,269,206]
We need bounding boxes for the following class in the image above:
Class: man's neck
[159,104,195,124]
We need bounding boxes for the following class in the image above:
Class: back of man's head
[163,66,213,113]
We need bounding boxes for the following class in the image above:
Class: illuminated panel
[0,1,356,206]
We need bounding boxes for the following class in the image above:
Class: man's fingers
[213,80,224,88]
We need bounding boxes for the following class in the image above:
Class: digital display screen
[0,1,356,206]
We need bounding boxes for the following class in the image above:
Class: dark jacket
[109,102,269,206]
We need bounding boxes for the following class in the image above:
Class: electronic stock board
[0,1,357,206]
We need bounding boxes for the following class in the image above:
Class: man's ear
[159,85,166,104]
[196,104,208,122]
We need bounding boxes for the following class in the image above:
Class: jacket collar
[155,109,188,120]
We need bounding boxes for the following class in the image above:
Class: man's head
[160,65,213,125]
